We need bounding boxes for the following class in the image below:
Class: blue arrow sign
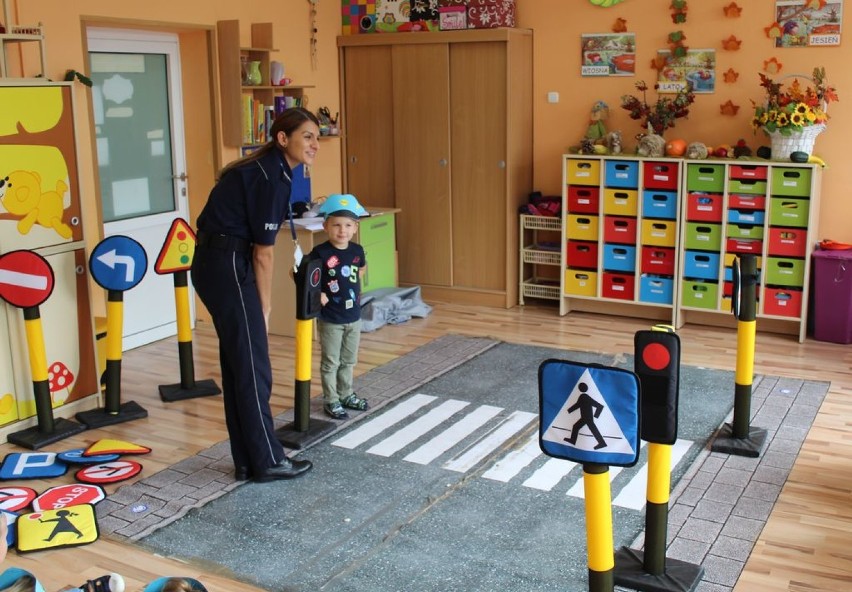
[89,235,148,291]
[539,360,640,467]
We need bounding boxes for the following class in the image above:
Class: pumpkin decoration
[665,138,687,156]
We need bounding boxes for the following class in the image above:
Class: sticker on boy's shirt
[329,279,340,293]
[345,300,354,309]
[327,255,340,268]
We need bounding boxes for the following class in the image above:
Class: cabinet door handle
[498,160,506,169]
[439,158,448,167]
[350,155,358,164]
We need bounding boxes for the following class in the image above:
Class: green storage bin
[769,197,809,228]
[728,178,768,195]
[684,222,722,251]
[686,164,725,192]
[727,223,764,240]
[765,257,805,287]
[771,167,812,197]
[359,214,397,292]
[682,280,719,309]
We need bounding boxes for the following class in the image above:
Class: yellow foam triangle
[84,439,152,456]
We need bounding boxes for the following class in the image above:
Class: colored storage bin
[682,280,719,309]
[603,216,637,244]
[724,252,762,269]
[729,194,766,210]
[726,238,763,255]
[603,188,638,216]
[771,167,812,197]
[767,227,807,258]
[728,208,765,225]
[724,266,761,282]
[567,158,601,185]
[727,223,764,240]
[763,287,802,318]
[565,269,598,297]
[639,274,674,305]
[766,257,805,287]
[769,198,809,228]
[643,161,679,190]
[566,240,598,269]
[686,163,724,192]
[603,244,636,272]
[567,186,600,214]
[729,164,768,181]
[642,190,677,220]
[728,178,767,195]
[684,223,722,251]
[812,249,852,343]
[686,193,723,222]
[641,219,677,247]
[604,160,639,188]
[641,246,675,276]
[602,272,635,300]
[567,215,599,241]
[684,250,720,280]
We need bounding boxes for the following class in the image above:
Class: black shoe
[255,457,313,482]
[324,402,349,420]
[235,466,252,481]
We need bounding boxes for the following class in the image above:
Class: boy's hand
[321,293,329,306]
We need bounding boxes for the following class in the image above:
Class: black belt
[196,231,252,253]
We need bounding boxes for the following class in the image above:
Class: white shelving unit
[0,1,46,78]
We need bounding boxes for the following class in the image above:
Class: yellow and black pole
[0,250,85,449]
[711,253,767,457]
[584,463,615,591]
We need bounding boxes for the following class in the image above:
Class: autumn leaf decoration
[668,30,688,58]
[723,2,742,17]
[722,35,742,51]
[612,18,628,33]
[720,101,740,116]
[763,58,783,75]
[723,68,739,83]
[671,0,688,24]
[764,22,783,39]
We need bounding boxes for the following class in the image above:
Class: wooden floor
[2,301,851,591]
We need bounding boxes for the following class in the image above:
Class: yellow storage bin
[641,219,676,247]
[566,215,599,241]
[724,253,762,269]
[565,269,598,297]
[566,158,601,185]
[603,188,638,216]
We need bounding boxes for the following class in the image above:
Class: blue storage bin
[639,274,674,304]
[604,160,639,188]
[602,243,636,272]
[724,266,761,283]
[642,190,677,220]
[684,250,720,280]
[728,208,766,225]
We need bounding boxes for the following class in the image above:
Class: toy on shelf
[585,101,610,143]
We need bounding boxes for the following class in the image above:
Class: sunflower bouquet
[751,67,838,136]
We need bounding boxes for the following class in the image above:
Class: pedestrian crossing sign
[538,360,640,467]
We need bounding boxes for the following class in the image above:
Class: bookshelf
[216,20,313,148]
[0,0,47,78]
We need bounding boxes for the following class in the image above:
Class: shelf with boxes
[561,155,682,323]
[677,160,820,341]
[519,214,562,304]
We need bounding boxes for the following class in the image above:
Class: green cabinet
[359,210,398,293]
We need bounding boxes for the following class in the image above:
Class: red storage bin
[729,194,766,210]
[726,238,763,255]
[567,186,600,214]
[767,227,807,257]
[602,272,635,300]
[603,216,637,244]
[640,246,675,276]
[729,164,768,180]
[643,161,679,190]
[764,287,802,318]
[686,193,723,222]
[566,240,599,269]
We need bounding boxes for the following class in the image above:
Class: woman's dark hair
[218,107,320,179]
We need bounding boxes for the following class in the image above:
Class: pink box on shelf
[467,0,515,28]
[439,6,467,30]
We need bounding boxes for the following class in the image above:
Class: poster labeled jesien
[775,0,842,48]
[581,33,636,77]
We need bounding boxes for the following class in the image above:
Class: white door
[87,28,192,350]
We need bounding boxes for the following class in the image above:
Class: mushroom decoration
[48,361,74,405]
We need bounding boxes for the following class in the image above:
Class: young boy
[311,194,370,420]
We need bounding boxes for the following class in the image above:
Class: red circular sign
[32,484,106,511]
[0,250,55,308]
[642,342,671,371]
[75,460,143,484]
[0,487,38,512]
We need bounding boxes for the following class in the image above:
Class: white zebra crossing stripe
[482,432,542,482]
[331,394,437,449]
[522,457,577,491]
[566,466,623,499]
[611,439,693,510]
[443,411,537,473]
[404,405,503,465]
[367,399,471,457]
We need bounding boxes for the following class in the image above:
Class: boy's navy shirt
[310,240,366,324]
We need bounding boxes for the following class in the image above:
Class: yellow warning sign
[16,505,99,553]
[84,438,152,456]
[155,218,197,274]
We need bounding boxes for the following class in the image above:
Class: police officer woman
[191,108,318,482]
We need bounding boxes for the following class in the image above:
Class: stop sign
[0,250,55,308]
[32,484,106,511]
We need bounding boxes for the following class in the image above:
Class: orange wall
[9,0,851,253]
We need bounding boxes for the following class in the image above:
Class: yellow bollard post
[584,464,615,591]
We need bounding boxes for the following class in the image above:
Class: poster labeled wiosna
[580,34,636,77]
[775,0,842,47]
[655,49,716,94]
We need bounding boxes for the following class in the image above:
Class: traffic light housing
[634,329,680,444]
[294,257,323,320]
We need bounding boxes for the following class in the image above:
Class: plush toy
[686,141,709,159]
[585,101,609,143]
[606,130,623,155]
[637,133,666,157]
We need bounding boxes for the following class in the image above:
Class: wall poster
[655,49,717,94]
[581,34,636,77]
[775,0,842,47]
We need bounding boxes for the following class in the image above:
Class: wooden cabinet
[338,29,533,308]
[216,20,313,149]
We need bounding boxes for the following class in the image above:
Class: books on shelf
[241,94,305,146]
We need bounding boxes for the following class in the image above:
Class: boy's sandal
[83,573,125,592]
[341,393,369,411]
[324,402,349,420]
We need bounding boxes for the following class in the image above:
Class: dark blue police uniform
[190,149,293,475]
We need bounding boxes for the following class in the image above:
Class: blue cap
[318,193,369,220]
